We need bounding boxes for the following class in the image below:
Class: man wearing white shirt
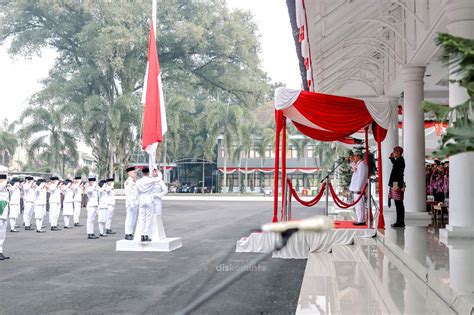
[152,171,168,216]
[23,176,36,231]
[48,177,62,231]
[34,179,48,233]
[85,177,99,239]
[349,152,368,225]
[8,179,21,232]
[136,167,160,242]
[124,166,138,240]
[72,176,83,227]
[0,174,11,260]
[62,180,74,229]
[105,178,116,234]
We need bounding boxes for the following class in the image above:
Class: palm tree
[0,119,18,167]
[201,100,246,192]
[19,104,78,175]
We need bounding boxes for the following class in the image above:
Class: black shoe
[10,229,19,233]
[353,222,366,226]
[141,235,146,242]
[74,223,83,227]
[25,226,32,230]
[129,234,134,240]
[36,230,46,233]
[106,229,116,235]
[391,223,406,228]
[124,234,132,240]
[64,226,72,229]
[99,234,108,237]
[141,235,151,242]
[88,234,98,239]
[0,253,10,260]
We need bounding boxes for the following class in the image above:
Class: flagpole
[148,0,157,172]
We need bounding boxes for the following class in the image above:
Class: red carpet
[334,220,368,229]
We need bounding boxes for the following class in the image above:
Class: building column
[441,0,474,239]
[401,66,430,220]
[381,98,399,210]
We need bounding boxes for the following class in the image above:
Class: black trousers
[395,200,405,225]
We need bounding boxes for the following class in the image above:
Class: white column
[441,0,474,239]
[381,99,399,210]
[401,66,429,219]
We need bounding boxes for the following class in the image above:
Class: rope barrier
[328,182,367,209]
[286,179,327,207]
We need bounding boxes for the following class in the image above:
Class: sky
[0,0,301,123]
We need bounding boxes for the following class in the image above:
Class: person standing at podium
[349,151,368,225]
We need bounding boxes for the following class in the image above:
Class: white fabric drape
[236,229,376,259]
[274,87,301,110]
[364,99,397,129]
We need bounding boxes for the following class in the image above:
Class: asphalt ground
[0,200,324,314]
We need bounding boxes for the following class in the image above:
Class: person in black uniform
[388,146,406,228]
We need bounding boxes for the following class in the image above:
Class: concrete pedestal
[116,214,182,252]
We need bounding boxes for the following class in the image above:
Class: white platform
[115,214,182,252]
[116,237,182,252]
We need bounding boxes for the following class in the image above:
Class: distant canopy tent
[273,87,396,228]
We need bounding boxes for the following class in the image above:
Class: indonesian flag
[141,22,167,169]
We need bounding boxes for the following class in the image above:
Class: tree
[0,0,271,177]
[0,119,18,166]
[19,103,78,175]
[423,33,473,157]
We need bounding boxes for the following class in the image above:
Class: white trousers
[86,206,98,234]
[64,215,72,227]
[49,203,61,227]
[23,201,35,227]
[73,201,82,224]
[106,205,114,230]
[36,218,44,231]
[98,208,107,223]
[98,222,105,235]
[139,203,153,236]
[34,205,46,219]
[124,204,138,235]
[0,219,7,253]
[353,193,366,223]
[153,199,162,216]
[9,204,20,219]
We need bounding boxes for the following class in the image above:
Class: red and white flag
[141,22,167,170]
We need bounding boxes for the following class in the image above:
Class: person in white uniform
[48,177,62,231]
[85,177,99,239]
[0,174,11,260]
[136,167,160,242]
[124,166,138,240]
[8,178,21,232]
[97,180,109,237]
[152,171,168,216]
[23,176,36,231]
[34,179,48,233]
[349,151,369,225]
[105,178,116,234]
[62,180,74,229]
[72,176,84,227]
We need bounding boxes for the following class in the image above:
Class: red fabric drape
[293,121,360,141]
[293,91,374,133]
[372,122,388,143]
[273,110,283,223]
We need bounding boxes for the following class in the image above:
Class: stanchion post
[367,179,371,228]
[325,177,329,216]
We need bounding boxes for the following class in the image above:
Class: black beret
[0,174,7,179]
[88,177,96,182]
[142,166,150,173]
[26,176,34,181]
[50,176,59,181]
[125,166,136,172]
[106,178,114,182]
[98,180,106,188]
[74,176,81,180]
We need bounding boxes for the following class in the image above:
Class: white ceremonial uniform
[34,184,47,231]
[8,183,21,230]
[152,179,168,216]
[0,182,9,254]
[85,185,99,235]
[23,182,36,227]
[48,183,61,228]
[98,187,108,235]
[63,186,74,227]
[124,177,138,235]
[105,184,115,231]
[73,182,83,224]
[136,175,159,237]
[349,160,368,223]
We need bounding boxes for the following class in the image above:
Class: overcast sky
[0,0,300,123]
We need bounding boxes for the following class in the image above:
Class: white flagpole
[148,0,157,172]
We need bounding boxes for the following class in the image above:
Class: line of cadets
[4,175,116,237]
[0,165,167,260]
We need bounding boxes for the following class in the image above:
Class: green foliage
[0,119,18,166]
[422,33,474,158]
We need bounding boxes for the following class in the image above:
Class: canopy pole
[281,119,287,220]
[364,127,370,170]
[377,140,385,228]
[273,111,282,223]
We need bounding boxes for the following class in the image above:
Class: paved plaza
[0,200,321,314]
